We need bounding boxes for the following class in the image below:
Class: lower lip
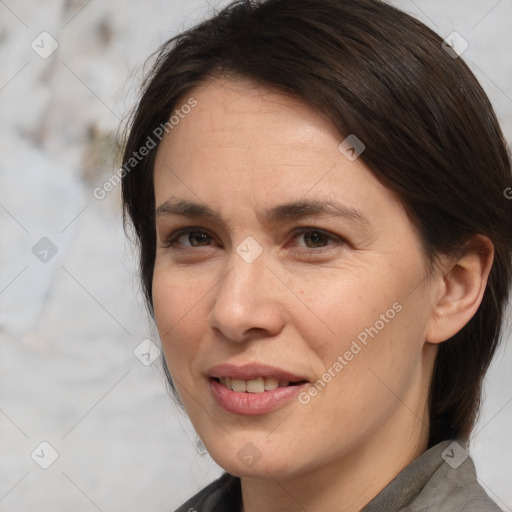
[209,378,309,415]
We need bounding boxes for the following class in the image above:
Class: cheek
[152,267,212,372]
[289,266,398,348]
[318,286,428,405]
[297,262,428,382]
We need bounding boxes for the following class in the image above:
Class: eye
[160,226,344,254]
[162,227,216,249]
[290,227,342,252]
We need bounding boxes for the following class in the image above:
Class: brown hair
[121,0,512,447]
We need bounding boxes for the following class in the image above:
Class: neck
[241,425,428,512]
[239,351,434,512]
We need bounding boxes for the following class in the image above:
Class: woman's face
[152,78,440,480]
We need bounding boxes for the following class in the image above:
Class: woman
[120,0,512,510]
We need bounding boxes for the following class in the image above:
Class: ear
[425,235,494,344]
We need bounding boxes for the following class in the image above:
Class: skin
[152,77,493,512]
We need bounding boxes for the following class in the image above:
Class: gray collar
[174,440,502,511]
[362,440,502,511]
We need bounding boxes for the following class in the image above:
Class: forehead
[155,77,342,171]
[152,78,403,225]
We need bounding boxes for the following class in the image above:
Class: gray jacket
[173,440,503,511]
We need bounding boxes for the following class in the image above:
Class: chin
[205,437,301,480]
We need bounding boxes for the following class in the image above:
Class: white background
[0,0,511,510]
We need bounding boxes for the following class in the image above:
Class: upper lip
[207,363,309,382]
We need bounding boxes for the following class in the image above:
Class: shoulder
[409,441,503,512]
[363,440,503,512]
[172,472,241,512]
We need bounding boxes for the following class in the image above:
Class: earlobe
[425,235,494,344]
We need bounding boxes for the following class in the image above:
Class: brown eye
[186,231,211,247]
[163,228,215,248]
[292,228,340,250]
[302,230,331,248]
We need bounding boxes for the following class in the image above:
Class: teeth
[218,376,292,393]
[264,377,279,391]
[231,379,247,392]
[246,377,264,393]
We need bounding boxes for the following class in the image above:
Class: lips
[206,363,310,414]
[207,362,309,383]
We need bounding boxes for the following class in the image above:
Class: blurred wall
[0,1,511,510]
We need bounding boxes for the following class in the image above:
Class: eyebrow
[155,198,370,225]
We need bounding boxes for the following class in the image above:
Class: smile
[216,376,307,393]
[207,363,310,414]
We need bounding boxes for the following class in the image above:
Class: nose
[208,245,285,343]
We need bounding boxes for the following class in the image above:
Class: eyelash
[161,226,344,255]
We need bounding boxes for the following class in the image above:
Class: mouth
[212,376,309,393]
[207,363,310,415]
